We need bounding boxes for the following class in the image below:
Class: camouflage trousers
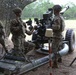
[12,36,25,55]
[52,36,64,62]
[52,32,64,54]
[24,41,35,54]
[12,36,25,50]
[12,36,35,56]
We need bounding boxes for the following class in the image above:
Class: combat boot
[52,60,58,68]
[58,57,62,63]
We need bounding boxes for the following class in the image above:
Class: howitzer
[0,6,75,75]
[40,6,69,27]
[32,6,69,48]
[60,6,69,15]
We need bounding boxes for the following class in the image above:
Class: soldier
[0,21,8,53]
[26,18,33,31]
[52,5,65,68]
[10,7,35,56]
[26,18,32,26]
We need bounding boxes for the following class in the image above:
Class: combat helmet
[53,5,62,12]
[13,7,22,14]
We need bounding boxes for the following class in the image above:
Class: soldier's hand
[33,25,38,30]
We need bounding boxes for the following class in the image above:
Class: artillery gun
[32,6,72,50]
[0,6,75,75]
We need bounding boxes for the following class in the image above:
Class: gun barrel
[60,6,69,14]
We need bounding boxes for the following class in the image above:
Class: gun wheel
[65,29,75,53]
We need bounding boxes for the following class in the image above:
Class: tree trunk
[0,0,36,36]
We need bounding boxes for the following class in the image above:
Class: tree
[22,1,54,19]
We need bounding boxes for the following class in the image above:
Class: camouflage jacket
[52,15,65,33]
[10,18,34,38]
[10,18,26,37]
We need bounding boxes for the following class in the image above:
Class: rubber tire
[65,29,75,53]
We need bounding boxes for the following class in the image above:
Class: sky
[49,0,76,5]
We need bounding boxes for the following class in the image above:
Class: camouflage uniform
[10,7,35,56]
[52,5,65,68]
[52,15,65,53]
[0,21,8,53]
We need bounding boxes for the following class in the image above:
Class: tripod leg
[69,57,76,66]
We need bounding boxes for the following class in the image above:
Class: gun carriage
[0,6,75,75]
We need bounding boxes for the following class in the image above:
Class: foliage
[22,0,54,19]
[21,1,76,20]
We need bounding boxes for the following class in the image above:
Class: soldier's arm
[52,18,61,30]
[10,20,19,32]
[23,22,26,28]
[25,28,34,35]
